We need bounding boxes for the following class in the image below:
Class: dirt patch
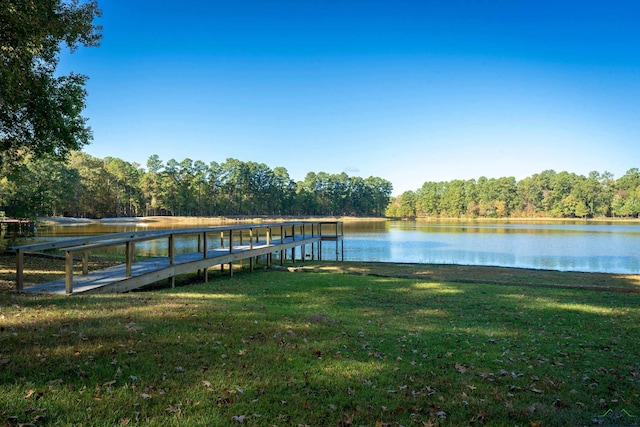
[306,313,339,325]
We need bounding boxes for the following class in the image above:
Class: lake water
[345,221,640,274]
[18,219,640,274]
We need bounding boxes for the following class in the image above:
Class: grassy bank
[1,258,639,426]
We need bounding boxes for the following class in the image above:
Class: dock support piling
[168,234,175,288]
[65,251,74,294]
[16,249,24,292]
[82,250,89,275]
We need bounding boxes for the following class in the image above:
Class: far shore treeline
[1,152,392,219]
[387,168,640,219]
[1,152,638,220]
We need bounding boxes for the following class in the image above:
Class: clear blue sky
[59,0,640,195]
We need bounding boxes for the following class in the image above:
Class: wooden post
[15,249,24,292]
[279,225,283,265]
[65,250,74,294]
[168,234,175,288]
[301,223,306,262]
[229,229,233,277]
[311,224,315,260]
[249,228,254,272]
[82,250,89,275]
[267,228,272,267]
[203,232,208,258]
[168,234,175,265]
[220,231,224,248]
[291,226,296,263]
[125,242,132,277]
[196,233,202,278]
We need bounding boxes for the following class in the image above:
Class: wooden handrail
[13,221,344,294]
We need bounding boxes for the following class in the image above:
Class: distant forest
[386,168,640,219]
[0,152,392,219]
[2,152,638,220]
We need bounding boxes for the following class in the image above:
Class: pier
[11,221,344,295]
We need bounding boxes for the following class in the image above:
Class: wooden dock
[1,217,35,231]
[11,221,344,295]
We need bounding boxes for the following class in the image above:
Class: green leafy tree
[295,172,320,215]
[416,181,444,217]
[439,180,466,217]
[386,191,417,218]
[140,155,164,216]
[0,0,102,169]
[366,176,393,217]
[272,166,295,215]
[67,151,112,218]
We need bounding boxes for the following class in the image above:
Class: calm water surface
[22,219,640,274]
[346,220,640,274]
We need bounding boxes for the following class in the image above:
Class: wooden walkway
[11,221,343,295]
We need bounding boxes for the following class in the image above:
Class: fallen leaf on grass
[217,396,233,407]
[338,414,353,426]
[165,404,182,414]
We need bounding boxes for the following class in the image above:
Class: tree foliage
[0,152,393,219]
[0,0,102,168]
[386,168,639,219]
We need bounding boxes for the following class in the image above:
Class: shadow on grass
[1,261,639,425]
[294,261,640,292]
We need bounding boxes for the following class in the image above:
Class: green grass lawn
[1,265,639,426]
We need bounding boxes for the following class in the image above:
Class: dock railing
[11,221,344,294]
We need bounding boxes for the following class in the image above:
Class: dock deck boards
[21,236,321,295]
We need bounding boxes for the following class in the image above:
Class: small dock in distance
[12,221,344,295]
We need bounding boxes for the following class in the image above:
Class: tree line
[0,152,393,219]
[386,169,640,219]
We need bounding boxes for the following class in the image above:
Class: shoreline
[36,215,388,226]
[37,215,640,226]
[2,255,639,295]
